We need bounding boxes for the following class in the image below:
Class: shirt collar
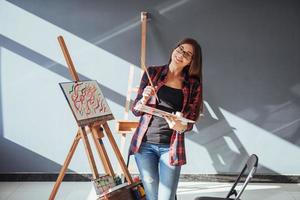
[162,64,190,85]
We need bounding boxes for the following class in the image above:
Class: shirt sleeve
[131,68,153,116]
[185,81,203,132]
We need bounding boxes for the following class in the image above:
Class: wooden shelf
[116,120,139,134]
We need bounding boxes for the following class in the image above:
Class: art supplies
[134,103,195,124]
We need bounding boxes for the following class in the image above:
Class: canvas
[59,80,114,126]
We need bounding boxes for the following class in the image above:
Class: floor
[0,181,299,200]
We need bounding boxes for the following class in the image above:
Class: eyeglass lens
[176,46,193,60]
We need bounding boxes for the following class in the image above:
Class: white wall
[1,0,300,175]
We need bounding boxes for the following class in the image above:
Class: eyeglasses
[175,45,193,60]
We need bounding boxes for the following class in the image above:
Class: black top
[143,85,183,144]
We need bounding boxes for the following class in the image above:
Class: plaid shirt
[129,65,203,166]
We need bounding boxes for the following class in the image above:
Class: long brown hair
[168,38,203,83]
[169,38,204,119]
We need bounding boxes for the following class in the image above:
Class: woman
[130,38,203,200]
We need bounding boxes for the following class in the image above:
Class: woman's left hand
[165,112,187,133]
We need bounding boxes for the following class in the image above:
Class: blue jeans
[134,142,181,200]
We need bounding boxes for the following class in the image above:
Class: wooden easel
[49,36,133,200]
[116,11,149,158]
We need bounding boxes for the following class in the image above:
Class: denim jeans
[134,142,181,200]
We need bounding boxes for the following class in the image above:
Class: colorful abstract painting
[59,80,114,126]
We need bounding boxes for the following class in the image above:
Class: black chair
[194,154,259,200]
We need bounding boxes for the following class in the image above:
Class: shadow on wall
[0,37,65,172]
[1,0,300,174]
[0,35,127,172]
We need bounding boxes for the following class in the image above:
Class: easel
[116,11,149,159]
[49,36,133,200]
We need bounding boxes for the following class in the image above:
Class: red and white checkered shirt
[129,65,203,166]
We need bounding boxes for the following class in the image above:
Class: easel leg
[90,125,115,177]
[79,127,99,179]
[49,131,81,200]
[102,122,133,184]
[118,133,127,174]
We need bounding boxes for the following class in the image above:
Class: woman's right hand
[140,86,156,104]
